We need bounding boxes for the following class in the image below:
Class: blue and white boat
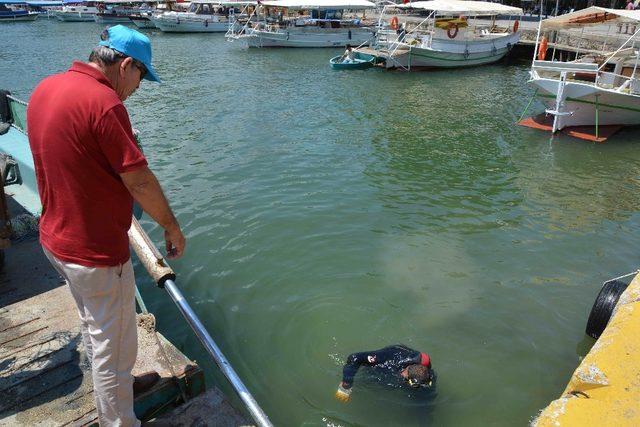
[20,0,64,16]
[0,1,40,21]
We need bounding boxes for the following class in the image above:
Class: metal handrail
[226,2,254,38]
[597,28,640,74]
[128,217,273,427]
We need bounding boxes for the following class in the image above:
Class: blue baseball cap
[99,25,160,83]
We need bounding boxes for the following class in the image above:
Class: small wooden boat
[329,54,374,70]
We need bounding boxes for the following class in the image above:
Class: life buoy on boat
[447,22,459,39]
[390,16,399,30]
[513,19,519,33]
[538,36,548,60]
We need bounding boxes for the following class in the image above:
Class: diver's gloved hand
[335,383,352,402]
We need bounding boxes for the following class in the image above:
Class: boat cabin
[258,0,373,29]
[59,0,98,12]
[186,1,238,16]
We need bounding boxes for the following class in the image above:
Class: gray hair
[88,45,126,67]
[88,45,147,77]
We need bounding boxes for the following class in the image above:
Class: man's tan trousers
[44,248,140,427]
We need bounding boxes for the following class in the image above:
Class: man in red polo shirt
[27,26,185,426]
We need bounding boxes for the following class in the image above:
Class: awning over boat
[541,6,640,29]
[190,0,254,4]
[394,0,522,16]
[27,0,63,5]
[260,0,375,10]
[96,0,162,3]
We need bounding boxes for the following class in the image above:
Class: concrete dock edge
[533,275,640,426]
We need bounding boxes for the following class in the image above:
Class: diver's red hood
[420,352,431,367]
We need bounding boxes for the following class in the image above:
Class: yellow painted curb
[533,275,640,426]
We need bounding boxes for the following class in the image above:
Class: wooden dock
[0,224,207,425]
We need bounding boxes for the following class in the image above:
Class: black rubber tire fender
[585,279,628,339]
[0,90,12,124]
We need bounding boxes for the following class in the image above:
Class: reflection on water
[3,20,640,427]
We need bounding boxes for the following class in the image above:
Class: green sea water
[3,19,640,426]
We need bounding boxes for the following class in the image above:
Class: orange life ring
[537,36,548,60]
[513,19,519,33]
[390,16,399,30]
[447,22,459,39]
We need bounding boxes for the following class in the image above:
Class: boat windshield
[310,8,341,19]
[189,2,227,14]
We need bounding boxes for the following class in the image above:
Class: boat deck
[0,223,207,425]
[355,46,408,58]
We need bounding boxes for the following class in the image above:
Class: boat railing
[373,10,434,71]
[373,9,434,50]
[128,217,273,427]
[532,60,640,94]
[225,2,255,38]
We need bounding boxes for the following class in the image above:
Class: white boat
[525,7,640,133]
[54,1,98,21]
[153,0,249,32]
[226,0,376,48]
[355,0,522,69]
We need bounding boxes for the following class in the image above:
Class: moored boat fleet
[3,0,640,140]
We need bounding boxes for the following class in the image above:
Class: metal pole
[163,279,273,427]
[135,285,149,314]
[595,94,599,140]
[127,217,273,427]
[532,4,544,68]
[517,88,539,122]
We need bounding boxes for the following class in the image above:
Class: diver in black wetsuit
[335,344,434,402]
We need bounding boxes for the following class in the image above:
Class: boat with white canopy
[354,0,522,69]
[226,0,376,48]
[522,7,640,136]
[53,0,98,21]
[153,0,251,32]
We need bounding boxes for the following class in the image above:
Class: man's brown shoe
[133,371,161,395]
